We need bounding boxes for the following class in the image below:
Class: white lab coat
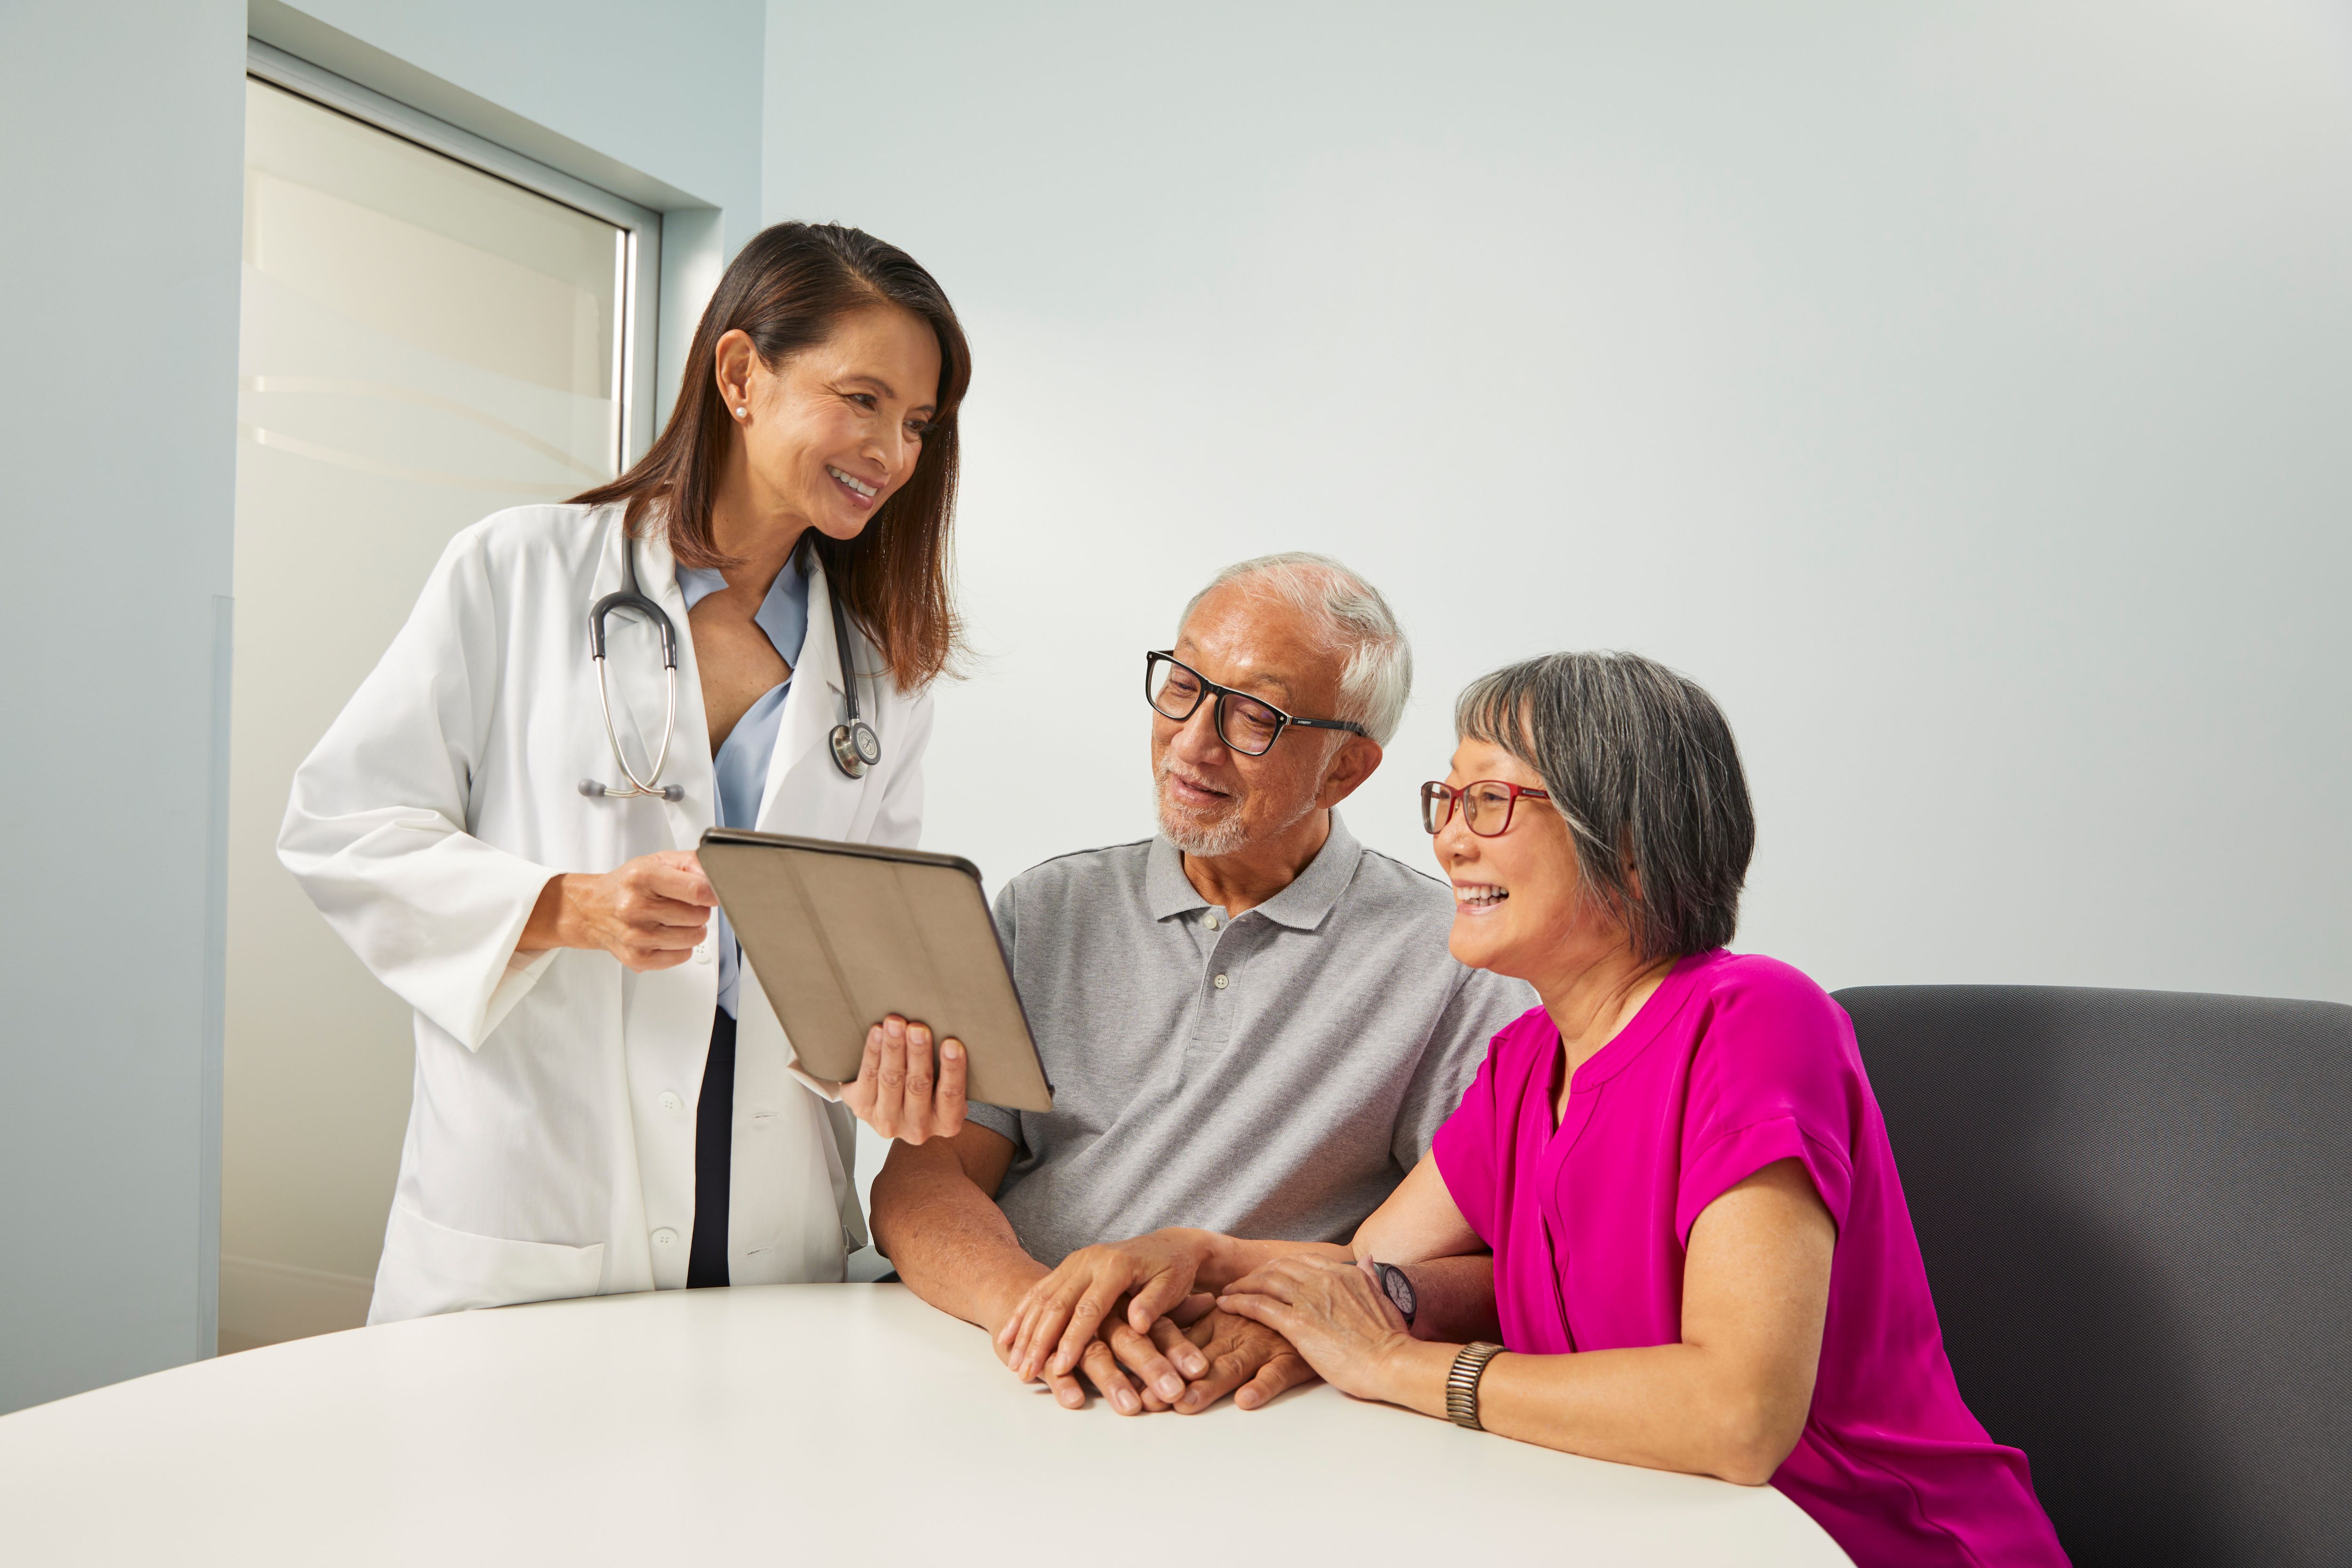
[279,501,930,1323]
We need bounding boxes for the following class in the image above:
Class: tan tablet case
[698,828,1053,1113]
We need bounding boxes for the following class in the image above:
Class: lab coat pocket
[370,1203,606,1324]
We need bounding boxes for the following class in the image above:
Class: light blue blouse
[677,557,810,1018]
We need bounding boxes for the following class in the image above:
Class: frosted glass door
[222,79,628,1350]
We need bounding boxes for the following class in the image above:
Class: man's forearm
[870,1146,1045,1331]
[1399,1254,1501,1343]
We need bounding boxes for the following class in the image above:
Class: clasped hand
[1216,1256,1414,1402]
[995,1230,1318,1415]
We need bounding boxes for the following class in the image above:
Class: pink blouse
[1432,950,2069,1568]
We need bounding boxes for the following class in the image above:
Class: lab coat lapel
[756,550,862,842]
[596,513,713,853]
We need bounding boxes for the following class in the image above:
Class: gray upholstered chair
[1833,985,2350,1568]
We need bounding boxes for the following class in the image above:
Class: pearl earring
[735,406,747,418]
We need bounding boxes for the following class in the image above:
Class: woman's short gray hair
[1455,651,1755,960]
[1181,552,1413,744]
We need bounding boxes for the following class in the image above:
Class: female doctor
[280,222,972,1323]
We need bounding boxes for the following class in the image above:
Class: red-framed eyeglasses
[1421,779,1551,837]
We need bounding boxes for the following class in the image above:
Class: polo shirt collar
[1144,811,1364,932]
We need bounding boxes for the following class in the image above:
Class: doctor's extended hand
[519,850,715,971]
[841,1015,968,1144]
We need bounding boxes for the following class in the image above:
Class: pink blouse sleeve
[1673,966,1865,1246]
[1432,1010,1540,1249]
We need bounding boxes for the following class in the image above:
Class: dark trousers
[686,1007,735,1288]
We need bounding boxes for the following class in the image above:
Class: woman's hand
[997,1229,1224,1384]
[842,1015,968,1144]
[1217,1256,1414,1402]
[519,851,714,970]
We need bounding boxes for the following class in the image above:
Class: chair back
[1833,984,2351,1568]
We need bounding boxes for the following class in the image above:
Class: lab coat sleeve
[277,527,559,1050]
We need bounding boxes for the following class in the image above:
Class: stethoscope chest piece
[830,719,882,778]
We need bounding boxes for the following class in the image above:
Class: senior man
[870,553,1533,1415]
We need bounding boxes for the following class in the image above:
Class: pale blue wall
[0,0,247,1418]
[0,0,764,1415]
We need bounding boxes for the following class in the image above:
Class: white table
[0,1284,1849,1566]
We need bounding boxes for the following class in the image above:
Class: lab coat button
[651,1227,679,1248]
[693,942,712,964]
[658,1091,683,1113]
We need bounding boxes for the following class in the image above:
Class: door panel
[222,78,626,1350]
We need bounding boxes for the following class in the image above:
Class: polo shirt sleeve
[962,879,1025,1148]
[1674,963,1861,1247]
[1392,968,1526,1168]
[1432,1011,1534,1251]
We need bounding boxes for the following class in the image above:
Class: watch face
[1377,1262,1415,1323]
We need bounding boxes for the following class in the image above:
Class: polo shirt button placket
[1206,917,1241,998]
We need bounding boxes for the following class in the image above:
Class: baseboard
[219,1254,374,1350]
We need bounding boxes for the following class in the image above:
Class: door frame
[246,39,665,466]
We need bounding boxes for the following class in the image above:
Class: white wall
[766,0,2352,1007]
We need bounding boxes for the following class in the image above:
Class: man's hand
[998,1229,1219,1384]
[1169,1307,1319,1414]
[994,1292,1211,1417]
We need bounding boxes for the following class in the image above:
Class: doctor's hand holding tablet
[510,847,970,1142]
[280,223,977,1323]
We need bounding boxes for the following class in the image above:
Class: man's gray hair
[1180,552,1413,744]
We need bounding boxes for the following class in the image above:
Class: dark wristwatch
[1373,1261,1417,1327]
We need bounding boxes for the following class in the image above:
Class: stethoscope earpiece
[580,777,681,801]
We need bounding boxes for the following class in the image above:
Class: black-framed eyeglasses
[1145,651,1370,758]
[1421,779,1551,837]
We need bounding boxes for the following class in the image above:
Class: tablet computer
[699,828,1054,1114]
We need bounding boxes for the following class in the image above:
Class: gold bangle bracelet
[1445,1340,1507,1430]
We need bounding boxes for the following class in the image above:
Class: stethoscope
[579,532,882,803]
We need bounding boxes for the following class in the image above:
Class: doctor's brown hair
[572,221,971,689]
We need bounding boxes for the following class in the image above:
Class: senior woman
[1012,652,2068,1566]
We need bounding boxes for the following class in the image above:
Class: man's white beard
[1159,796,1250,856]
[1154,764,1315,858]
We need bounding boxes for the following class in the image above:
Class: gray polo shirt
[965,813,1538,1267]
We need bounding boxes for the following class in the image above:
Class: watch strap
[1446,1340,1506,1430]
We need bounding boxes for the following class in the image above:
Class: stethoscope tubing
[582,530,877,802]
